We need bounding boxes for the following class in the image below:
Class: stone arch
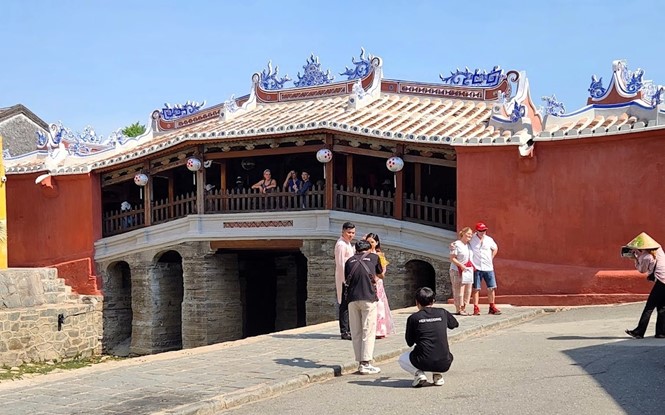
[404,259,437,303]
[152,249,184,352]
[102,261,132,355]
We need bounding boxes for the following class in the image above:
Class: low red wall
[6,172,102,295]
[456,129,665,303]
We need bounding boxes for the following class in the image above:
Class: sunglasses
[478,229,487,232]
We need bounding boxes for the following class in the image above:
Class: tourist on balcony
[251,169,277,193]
[335,222,356,340]
[624,232,665,339]
[449,227,474,316]
[282,170,302,192]
[470,222,501,315]
[344,239,384,375]
[364,233,395,338]
[120,201,133,229]
[234,176,244,191]
[296,171,313,208]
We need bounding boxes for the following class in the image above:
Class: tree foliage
[122,122,146,138]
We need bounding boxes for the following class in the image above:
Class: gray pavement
[0,304,554,415]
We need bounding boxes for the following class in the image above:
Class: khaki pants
[348,300,378,362]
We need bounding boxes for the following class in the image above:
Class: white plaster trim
[93,210,455,263]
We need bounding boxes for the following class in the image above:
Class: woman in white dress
[449,227,474,315]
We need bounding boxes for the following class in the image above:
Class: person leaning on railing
[283,170,302,192]
[251,169,277,194]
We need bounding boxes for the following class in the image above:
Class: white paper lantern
[316,148,333,163]
[186,157,202,172]
[386,156,404,172]
[134,173,149,186]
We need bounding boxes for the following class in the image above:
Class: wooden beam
[210,239,303,251]
[206,145,317,159]
[196,166,205,214]
[403,154,457,168]
[332,144,391,159]
[219,159,227,191]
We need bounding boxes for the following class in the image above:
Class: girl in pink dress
[365,233,396,338]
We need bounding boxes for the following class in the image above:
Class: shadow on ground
[562,340,665,415]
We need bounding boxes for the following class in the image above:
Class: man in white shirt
[469,222,501,315]
[335,222,356,339]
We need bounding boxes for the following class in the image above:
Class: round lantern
[386,156,404,172]
[316,148,333,163]
[186,157,202,172]
[134,173,149,186]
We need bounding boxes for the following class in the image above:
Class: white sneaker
[432,373,445,386]
[412,370,427,387]
[358,363,381,375]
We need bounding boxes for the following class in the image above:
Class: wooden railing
[334,185,393,218]
[102,186,455,236]
[403,194,456,231]
[205,187,325,213]
[102,205,146,236]
[152,192,197,225]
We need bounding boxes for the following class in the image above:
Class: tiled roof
[5,57,665,175]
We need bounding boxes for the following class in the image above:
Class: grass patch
[0,355,125,382]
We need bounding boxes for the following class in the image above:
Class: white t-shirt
[470,234,497,271]
[449,240,472,271]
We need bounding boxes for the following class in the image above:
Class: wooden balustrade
[205,187,325,213]
[152,192,197,225]
[102,186,455,236]
[102,205,146,236]
[333,185,393,218]
[403,194,456,230]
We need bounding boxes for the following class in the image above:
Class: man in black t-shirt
[398,287,459,387]
[345,240,384,375]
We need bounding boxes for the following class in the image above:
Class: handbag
[461,261,474,284]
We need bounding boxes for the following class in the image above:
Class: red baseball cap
[475,222,488,231]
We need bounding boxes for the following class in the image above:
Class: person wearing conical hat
[624,232,665,339]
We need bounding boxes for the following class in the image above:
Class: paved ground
[0,304,550,415]
[222,302,665,415]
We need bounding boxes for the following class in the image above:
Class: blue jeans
[473,270,497,290]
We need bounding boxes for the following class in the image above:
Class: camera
[621,246,635,258]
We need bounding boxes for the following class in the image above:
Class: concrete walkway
[0,304,554,415]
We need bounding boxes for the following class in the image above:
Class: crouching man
[398,287,459,387]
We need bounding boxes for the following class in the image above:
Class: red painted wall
[456,129,665,302]
[7,172,102,295]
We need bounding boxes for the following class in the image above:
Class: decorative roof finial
[509,101,526,123]
[260,61,292,90]
[340,48,373,80]
[294,53,334,87]
[160,101,206,121]
[439,66,503,88]
[541,94,566,116]
[588,75,606,99]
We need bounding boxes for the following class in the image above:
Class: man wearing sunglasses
[470,222,501,315]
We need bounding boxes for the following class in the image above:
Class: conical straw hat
[624,232,661,250]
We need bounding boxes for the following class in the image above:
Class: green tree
[122,122,146,138]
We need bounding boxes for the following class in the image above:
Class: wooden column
[324,134,334,210]
[394,170,404,220]
[414,162,422,197]
[393,145,405,220]
[345,154,354,189]
[219,160,227,191]
[196,165,205,214]
[167,170,174,219]
[143,161,152,226]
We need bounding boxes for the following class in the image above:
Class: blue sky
[2,0,664,137]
